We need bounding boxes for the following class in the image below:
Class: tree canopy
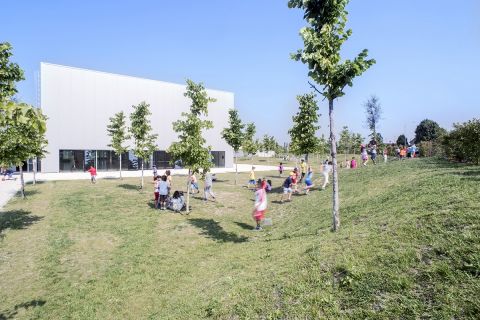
[288,93,320,159]
[168,79,214,176]
[107,111,130,178]
[242,122,259,157]
[414,119,446,143]
[364,95,382,138]
[0,42,25,103]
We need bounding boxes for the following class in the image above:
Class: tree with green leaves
[0,101,47,197]
[129,101,157,189]
[0,42,25,103]
[338,126,352,155]
[288,93,320,162]
[443,118,480,165]
[261,135,280,154]
[364,95,382,141]
[168,79,215,213]
[221,109,244,185]
[414,119,446,144]
[396,134,408,147]
[289,0,375,231]
[107,111,130,180]
[242,123,258,158]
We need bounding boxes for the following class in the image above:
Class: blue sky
[2,0,479,144]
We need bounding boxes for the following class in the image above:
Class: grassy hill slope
[0,158,479,319]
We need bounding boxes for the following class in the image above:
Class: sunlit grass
[1,158,479,319]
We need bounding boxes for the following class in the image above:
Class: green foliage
[338,126,363,153]
[107,111,129,156]
[2,159,479,318]
[0,101,48,167]
[129,101,157,161]
[396,134,408,147]
[0,42,25,103]
[221,109,244,152]
[261,135,281,153]
[242,122,259,156]
[414,119,446,143]
[442,118,480,165]
[288,93,320,156]
[168,79,215,175]
[288,0,375,101]
[364,95,382,137]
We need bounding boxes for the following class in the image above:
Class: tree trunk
[234,154,238,185]
[141,161,144,189]
[186,170,191,214]
[33,158,37,185]
[20,166,25,199]
[119,155,122,180]
[329,99,340,231]
[305,153,309,162]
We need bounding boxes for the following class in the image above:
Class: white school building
[35,63,234,173]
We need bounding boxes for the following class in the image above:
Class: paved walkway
[0,164,285,210]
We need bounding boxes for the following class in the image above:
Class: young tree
[288,93,320,162]
[0,101,47,198]
[107,111,130,180]
[414,119,446,143]
[0,42,25,103]
[351,133,364,154]
[242,123,258,158]
[364,95,382,140]
[289,0,375,231]
[168,79,215,213]
[221,109,244,185]
[129,101,157,189]
[338,126,352,154]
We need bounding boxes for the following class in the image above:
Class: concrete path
[0,164,286,210]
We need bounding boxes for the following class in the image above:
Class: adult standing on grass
[321,161,332,190]
[280,172,294,202]
[204,170,216,201]
[87,166,97,184]
[370,144,377,165]
[252,179,267,231]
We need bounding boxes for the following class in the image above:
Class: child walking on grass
[248,166,256,188]
[252,179,267,231]
[279,162,284,177]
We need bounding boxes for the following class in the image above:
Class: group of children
[153,168,175,210]
[250,159,333,230]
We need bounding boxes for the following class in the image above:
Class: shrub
[443,118,480,165]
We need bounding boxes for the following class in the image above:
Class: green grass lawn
[1,158,479,319]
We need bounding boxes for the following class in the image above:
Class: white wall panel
[40,63,234,172]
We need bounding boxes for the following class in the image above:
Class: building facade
[40,63,234,173]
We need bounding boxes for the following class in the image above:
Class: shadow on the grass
[0,299,46,319]
[234,221,255,230]
[14,189,41,198]
[188,218,248,243]
[0,210,43,238]
[117,183,139,190]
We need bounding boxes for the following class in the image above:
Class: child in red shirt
[87,166,97,183]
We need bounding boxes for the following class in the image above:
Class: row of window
[59,150,225,172]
